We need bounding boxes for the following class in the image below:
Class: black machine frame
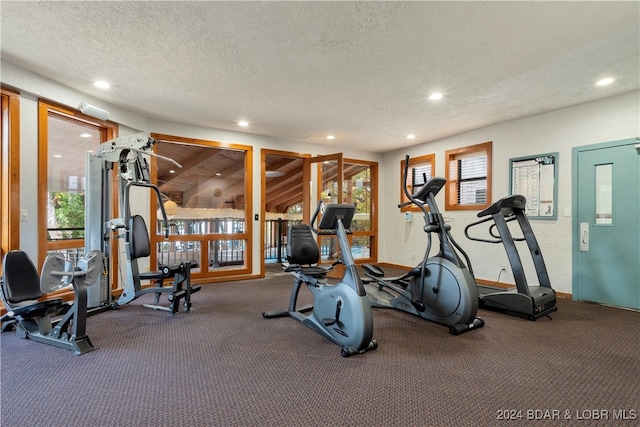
[465,194,557,320]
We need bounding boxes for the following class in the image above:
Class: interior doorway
[572,138,640,309]
[261,149,307,276]
[260,149,378,276]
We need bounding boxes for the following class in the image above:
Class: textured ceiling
[1,1,638,153]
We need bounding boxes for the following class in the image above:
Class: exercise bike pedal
[322,298,343,326]
[322,317,337,326]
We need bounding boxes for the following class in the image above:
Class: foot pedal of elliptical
[411,299,426,312]
[322,317,337,326]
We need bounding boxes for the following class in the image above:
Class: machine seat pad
[284,264,332,277]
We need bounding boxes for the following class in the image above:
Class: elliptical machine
[362,155,484,335]
[464,194,557,320]
[263,202,378,357]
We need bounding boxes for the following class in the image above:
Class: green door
[573,138,640,309]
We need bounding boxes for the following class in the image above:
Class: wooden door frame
[260,149,310,276]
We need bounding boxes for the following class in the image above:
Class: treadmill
[464,195,557,320]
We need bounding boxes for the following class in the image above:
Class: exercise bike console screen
[318,204,355,232]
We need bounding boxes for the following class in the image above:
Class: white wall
[380,90,639,294]
[4,59,638,294]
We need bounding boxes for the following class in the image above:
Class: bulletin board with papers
[509,153,558,220]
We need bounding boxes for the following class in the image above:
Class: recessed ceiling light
[326,135,335,140]
[80,133,92,138]
[53,154,62,158]
[94,80,110,89]
[169,170,175,174]
[596,78,614,86]
[215,172,222,176]
[429,93,443,101]
[407,134,416,140]
[238,120,249,127]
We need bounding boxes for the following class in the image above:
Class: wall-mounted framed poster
[509,152,558,220]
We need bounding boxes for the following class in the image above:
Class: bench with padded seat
[117,214,200,315]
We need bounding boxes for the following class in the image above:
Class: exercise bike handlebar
[309,201,324,234]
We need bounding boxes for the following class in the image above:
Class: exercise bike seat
[283,264,331,276]
[285,224,332,277]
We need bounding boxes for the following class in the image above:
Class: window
[400,154,435,212]
[152,133,253,278]
[343,159,377,261]
[38,100,117,265]
[445,142,492,211]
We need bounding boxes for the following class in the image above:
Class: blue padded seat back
[287,224,320,265]
[129,215,151,260]
[1,250,44,303]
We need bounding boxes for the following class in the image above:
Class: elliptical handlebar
[398,155,446,215]
[398,154,472,272]
[399,155,426,213]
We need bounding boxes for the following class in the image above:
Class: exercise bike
[362,155,484,335]
[464,194,557,320]
[263,202,378,357]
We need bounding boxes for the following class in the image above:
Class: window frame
[150,133,254,280]
[37,100,118,266]
[1,87,21,275]
[343,157,378,263]
[400,153,435,212]
[444,141,492,211]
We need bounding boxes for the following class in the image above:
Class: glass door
[306,154,343,265]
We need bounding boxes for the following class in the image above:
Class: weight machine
[84,133,200,315]
[1,250,102,355]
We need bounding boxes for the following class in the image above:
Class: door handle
[580,222,589,251]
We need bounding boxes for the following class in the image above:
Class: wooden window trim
[37,99,118,266]
[344,158,378,263]
[1,87,21,275]
[150,133,254,279]
[400,153,435,212]
[444,141,492,211]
